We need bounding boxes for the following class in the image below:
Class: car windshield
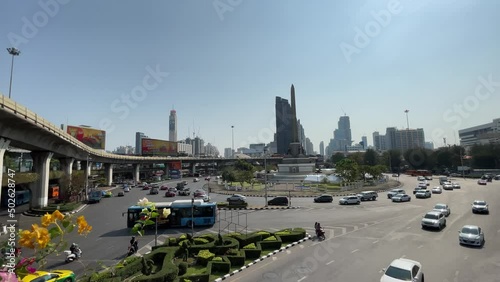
[462,227,479,235]
[434,204,446,209]
[474,201,486,205]
[424,213,438,219]
[395,194,404,197]
[385,266,412,280]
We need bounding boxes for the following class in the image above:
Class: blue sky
[1,0,499,153]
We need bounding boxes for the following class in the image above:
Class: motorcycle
[315,228,325,240]
[64,248,82,263]
[127,245,137,256]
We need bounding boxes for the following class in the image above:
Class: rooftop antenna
[404,109,410,130]
[340,106,346,116]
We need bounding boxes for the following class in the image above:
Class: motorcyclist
[70,243,81,258]
[130,236,138,253]
[315,223,325,238]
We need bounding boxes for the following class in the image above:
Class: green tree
[363,149,378,166]
[3,154,18,171]
[221,168,236,183]
[358,165,373,181]
[348,152,364,165]
[234,159,255,172]
[58,172,85,202]
[235,170,254,187]
[335,159,359,182]
[404,148,429,169]
[330,152,345,164]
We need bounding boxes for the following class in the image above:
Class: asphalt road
[224,176,500,282]
[10,175,500,281]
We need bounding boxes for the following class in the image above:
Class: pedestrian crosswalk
[135,220,380,256]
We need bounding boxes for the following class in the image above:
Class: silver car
[458,225,484,247]
[471,200,489,214]
[421,211,446,230]
[339,196,361,205]
[380,258,424,282]
[433,203,451,217]
[452,182,461,189]
[431,186,442,194]
[387,189,405,199]
[415,190,431,199]
[392,194,411,202]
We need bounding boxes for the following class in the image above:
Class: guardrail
[0,94,283,162]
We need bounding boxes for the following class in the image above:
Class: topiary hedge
[234,233,263,247]
[177,273,210,282]
[207,260,231,275]
[274,228,306,243]
[134,247,178,282]
[210,237,239,255]
[257,240,282,251]
[196,249,215,266]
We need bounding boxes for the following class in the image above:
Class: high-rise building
[424,142,434,150]
[361,136,368,150]
[372,131,387,151]
[305,137,313,155]
[169,109,177,142]
[385,127,397,150]
[394,128,425,151]
[224,148,233,158]
[275,96,293,154]
[459,118,500,149]
[331,115,353,151]
[135,132,148,155]
[319,141,325,156]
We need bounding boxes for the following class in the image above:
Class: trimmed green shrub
[226,232,241,237]
[178,239,189,246]
[194,238,210,245]
[243,248,261,259]
[224,202,248,209]
[179,234,187,240]
[168,237,178,245]
[208,260,231,274]
[243,243,256,249]
[274,228,306,243]
[134,247,178,282]
[258,240,282,251]
[196,249,215,266]
[177,274,210,282]
[216,202,228,207]
[234,233,263,247]
[263,236,277,241]
[225,248,239,256]
[178,262,188,276]
[213,256,223,261]
[187,240,215,255]
[211,237,239,255]
[256,231,271,238]
[226,254,245,267]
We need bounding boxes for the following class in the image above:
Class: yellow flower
[76,216,92,235]
[52,210,65,221]
[30,224,50,249]
[19,229,35,249]
[41,213,55,227]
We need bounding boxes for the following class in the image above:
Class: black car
[314,194,333,203]
[149,187,159,195]
[268,196,289,206]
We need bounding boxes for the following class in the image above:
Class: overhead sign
[67,125,106,149]
[141,138,177,156]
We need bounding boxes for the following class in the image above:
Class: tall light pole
[404,109,410,130]
[264,147,268,207]
[7,47,21,99]
[231,125,235,158]
[85,154,92,201]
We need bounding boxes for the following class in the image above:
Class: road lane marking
[272,257,277,261]
[299,245,304,249]
[406,226,411,229]
[464,255,468,260]
[417,245,423,248]
[286,250,291,254]
[401,255,406,258]
[326,260,335,265]
[351,249,359,253]
[297,277,307,282]
[373,240,379,244]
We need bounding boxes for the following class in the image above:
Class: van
[268,196,289,206]
[357,191,378,201]
[439,176,448,185]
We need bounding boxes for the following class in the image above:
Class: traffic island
[22,202,86,217]
[78,228,308,282]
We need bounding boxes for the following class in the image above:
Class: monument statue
[286,84,306,158]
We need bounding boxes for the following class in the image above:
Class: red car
[141,186,150,190]
[160,185,169,190]
[165,191,176,197]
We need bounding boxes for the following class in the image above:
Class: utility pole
[404,110,410,130]
[264,147,268,207]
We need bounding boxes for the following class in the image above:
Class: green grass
[185,264,208,276]
[30,202,81,214]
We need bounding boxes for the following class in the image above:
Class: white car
[452,182,460,189]
[417,176,425,181]
[418,182,427,189]
[421,211,446,230]
[339,196,361,205]
[227,194,247,202]
[392,194,411,202]
[387,189,405,199]
[443,183,453,190]
[458,225,484,247]
[381,258,424,282]
[124,187,130,192]
[431,186,442,194]
[433,203,451,217]
[415,190,431,199]
[471,200,489,214]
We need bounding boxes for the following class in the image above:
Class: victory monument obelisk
[272,84,315,183]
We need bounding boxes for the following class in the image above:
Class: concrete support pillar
[0,138,12,203]
[191,164,196,175]
[163,163,169,179]
[58,158,75,201]
[29,152,53,209]
[133,164,140,185]
[105,163,114,186]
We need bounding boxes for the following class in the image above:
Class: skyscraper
[135,132,147,155]
[319,141,324,156]
[361,136,368,150]
[275,96,292,154]
[169,109,177,142]
[331,115,353,151]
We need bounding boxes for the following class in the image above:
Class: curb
[218,206,301,211]
[22,203,88,217]
[214,234,312,281]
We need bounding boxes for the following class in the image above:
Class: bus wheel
[187,220,194,228]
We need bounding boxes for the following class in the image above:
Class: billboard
[141,138,177,156]
[67,125,106,149]
[168,161,182,170]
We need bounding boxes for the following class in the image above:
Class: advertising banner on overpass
[168,161,182,170]
[141,138,177,156]
[67,125,106,149]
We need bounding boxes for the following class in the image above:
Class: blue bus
[1,190,30,207]
[126,199,216,228]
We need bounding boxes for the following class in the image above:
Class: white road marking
[464,256,468,260]
[272,257,277,261]
[401,255,406,258]
[351,249,359,253]
[326,260,335,265]
[297,276,307,282]
[286,250,291,254]
[373,240,379,244]
[299,245,304,249]
[418,245,423,248]
[406,226,411,229]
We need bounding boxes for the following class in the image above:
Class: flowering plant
[0,210,92,280]
[132,197,169,236]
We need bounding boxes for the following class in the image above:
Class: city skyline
[1,1,499,152]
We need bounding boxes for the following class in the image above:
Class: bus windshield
[126,200,216,228]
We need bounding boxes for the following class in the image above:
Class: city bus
[405,169,432,177]
[126,199,216,228]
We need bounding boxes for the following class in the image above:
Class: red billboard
[168,161,182,170]
[141,138,177,156]
[67,125,106,149]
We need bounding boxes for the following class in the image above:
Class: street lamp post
[231,126,235,158]
[191,197,195,237]
[7,47,21,99]
[85,154,92,201]
[264,147,268,207]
